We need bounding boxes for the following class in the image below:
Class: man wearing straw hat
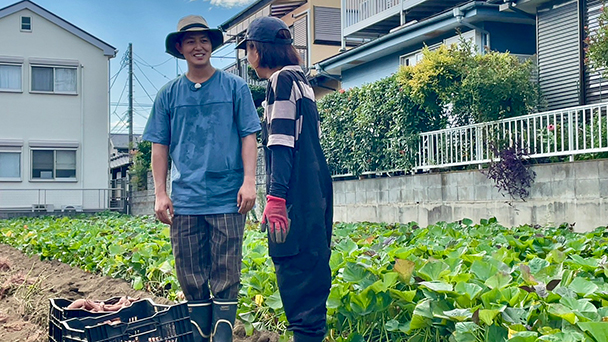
[143,15,261,342]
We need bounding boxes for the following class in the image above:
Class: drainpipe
[340,0,346,51]
[80,63,85,206]
[453,7,491,53]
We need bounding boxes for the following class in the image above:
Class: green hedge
[318,75,442,176]
[318,42,540,177]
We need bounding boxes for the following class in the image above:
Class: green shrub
[585,4,608,77]
[397,41,541,126]
[129,140,152,191]
[319,39,541,176]
[318,75,437,176]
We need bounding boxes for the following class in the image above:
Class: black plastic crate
[49,297,122,342]
[61,299,193,342]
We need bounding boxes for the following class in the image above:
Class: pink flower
[548,124,555,132]
[339,89,345,94]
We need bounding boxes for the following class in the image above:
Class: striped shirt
[263,65,319,148]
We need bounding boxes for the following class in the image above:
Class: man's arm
[151,143,173,224]
[237,133,258,214]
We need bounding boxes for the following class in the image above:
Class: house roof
[219,0,274,32]
[110,134,142,150]
[316,1,534,75]
[0,0,116,57]
[110,153,131,169]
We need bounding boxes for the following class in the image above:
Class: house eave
[0,0,116,58]
[316,1,534,74]
[219,0,274,32]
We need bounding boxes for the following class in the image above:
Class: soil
[0,244,279,342]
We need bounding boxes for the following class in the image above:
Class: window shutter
[314,6,341,44]
[293,17,307,47]
[537,0,581,110]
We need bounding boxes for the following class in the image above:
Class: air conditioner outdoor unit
[32,204,54,212]
[61,205,83,212]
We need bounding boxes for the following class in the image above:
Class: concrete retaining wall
[333,159,608,232]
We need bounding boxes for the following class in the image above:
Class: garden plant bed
[1,214,608,341]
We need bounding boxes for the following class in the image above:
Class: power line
[112,102,153,108]
[133,73,156,103]
[132,54,173,80]
[111,78,129,120]
[133,100,151,120]
[133,60,160,92]
[133,53,172,68]
[111,110,129,133]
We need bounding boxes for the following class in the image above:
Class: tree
[129,140,152,191]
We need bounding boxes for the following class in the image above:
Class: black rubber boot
[188,299,212,342]
[293,332,325,342]
[211,298,237,342]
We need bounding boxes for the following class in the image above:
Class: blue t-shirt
[143,70,261,215]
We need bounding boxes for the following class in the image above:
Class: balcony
[342,0,469,39]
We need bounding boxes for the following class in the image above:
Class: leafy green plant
[129,140,152,191]
[585,3,608,77]
[248,84,266,121]
[2,215,608,341]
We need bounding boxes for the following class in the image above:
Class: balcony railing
[342,0,402,36]
[417,103,608,170]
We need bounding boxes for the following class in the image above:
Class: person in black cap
[237,16,333,342]
[143,15,261,342]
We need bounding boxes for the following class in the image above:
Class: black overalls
[262,71,333,342]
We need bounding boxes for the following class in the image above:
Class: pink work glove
[261,195,290,243]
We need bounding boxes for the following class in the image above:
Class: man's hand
[237,177,256,214]
[155,193,174,225]
[261,195,289,243]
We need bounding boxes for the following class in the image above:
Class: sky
[0,0,256,135]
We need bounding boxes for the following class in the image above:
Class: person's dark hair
[248,29,301,69]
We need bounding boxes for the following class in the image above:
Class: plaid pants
[171,214,245,300]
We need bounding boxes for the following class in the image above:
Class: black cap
[235,16,293,50]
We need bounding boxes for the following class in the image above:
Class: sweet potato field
[1,213,607,342]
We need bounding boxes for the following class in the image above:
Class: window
[399,44,440,67]
[444,30,479,53]
[21,16,31,31]
[0,64,22,91]
[31,149,76,180]
[31,66,77,93]
[0,152,21,180]
[400,50,423,67]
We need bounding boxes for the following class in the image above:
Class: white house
[0,0,116,213]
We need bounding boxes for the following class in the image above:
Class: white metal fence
[331,102,608,178]
[417,102,608,170]
[0,188,128,213]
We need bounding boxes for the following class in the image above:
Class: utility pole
[128,43,133,156]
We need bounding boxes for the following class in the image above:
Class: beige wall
[0,9,111,208]
[228,0,343,67]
